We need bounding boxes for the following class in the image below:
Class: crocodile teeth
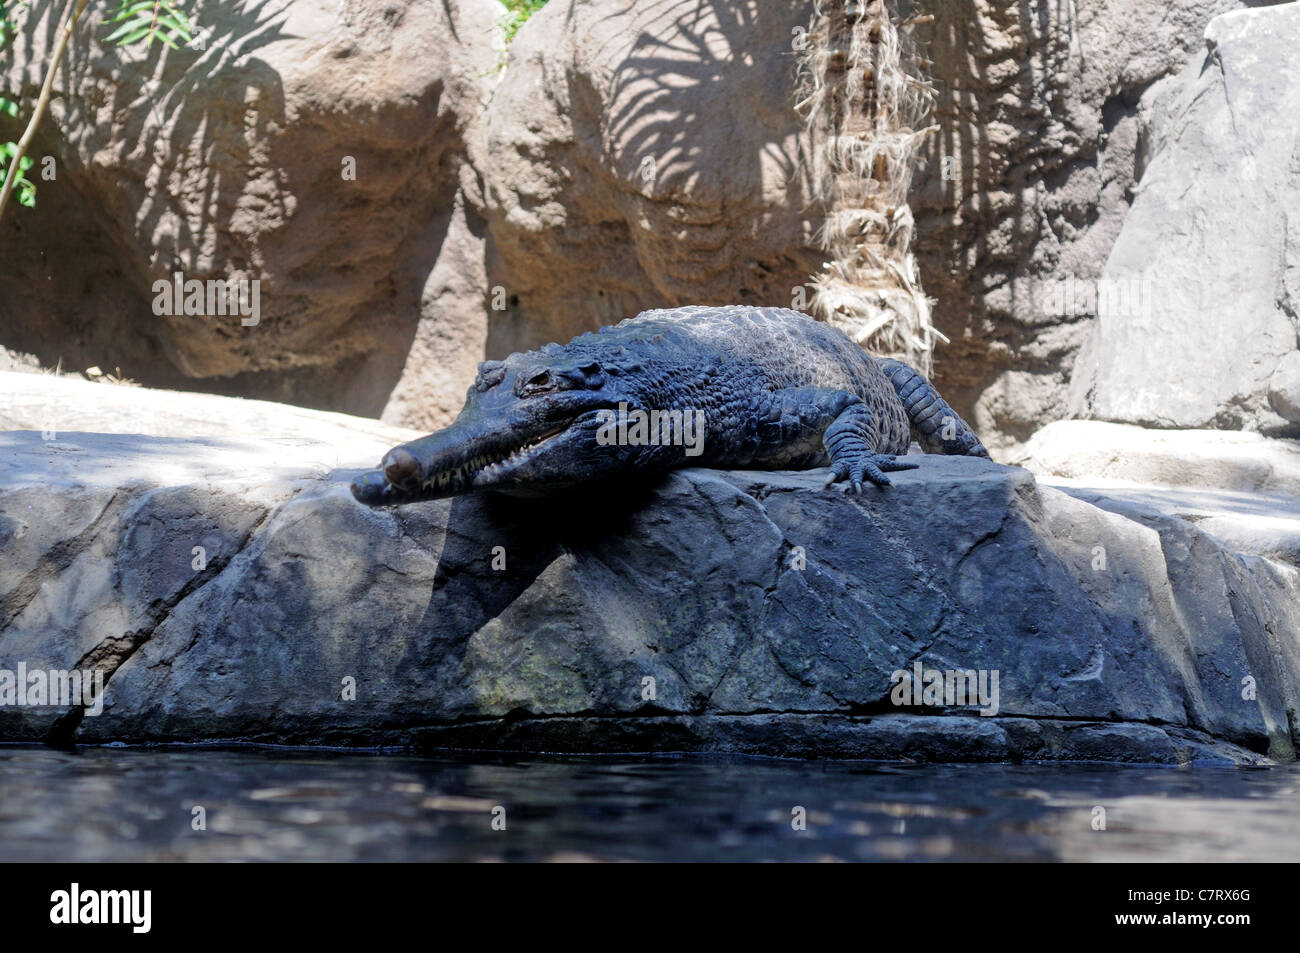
[423,424,571,489]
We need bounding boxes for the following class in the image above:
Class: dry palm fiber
[796,0,944,373]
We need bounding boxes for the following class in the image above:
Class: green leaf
[116,24,152,45]
[109,0,159,21]
[500,0,548,44]
[1,138,36,208]
[103,0,194,48]
[158,10,192,41]
[105,18,147,43]
[106,6,152,26]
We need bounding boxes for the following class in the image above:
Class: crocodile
[351,306,988,505]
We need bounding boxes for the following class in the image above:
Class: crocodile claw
[824,454,919,492]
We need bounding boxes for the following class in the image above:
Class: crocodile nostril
[383,448,419,487]
[350,470,390,505]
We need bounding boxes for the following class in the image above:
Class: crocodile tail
[876,358,990,458]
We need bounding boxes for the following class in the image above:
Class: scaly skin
[351,306,988,505]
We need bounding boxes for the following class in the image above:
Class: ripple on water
[0,746,1296,862]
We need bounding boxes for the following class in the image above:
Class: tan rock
[0,0,501,416]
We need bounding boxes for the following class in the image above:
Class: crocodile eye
[517,367,557,396]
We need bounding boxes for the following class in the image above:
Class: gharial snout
[349,469,394,505]
[349,382,629,507]
[381,447,421,487]
[349,444,426,504]
[349,412,598,506]
[350,428,481,506]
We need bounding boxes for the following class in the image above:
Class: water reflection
[0,747,1295,862]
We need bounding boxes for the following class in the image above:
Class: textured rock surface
[1014,420,1300,566]
[428,0,1284,445]
[0,0,500,415]
[2,428,1297,764]
[457,0,1285,449]
[1016,421,1300,497]
[464,0,822,372]
[1272,352,1300,424]
[1068,3,1300,434]
[911,0,1288,449]
[0,370,420,450]
[4,0,1275,446]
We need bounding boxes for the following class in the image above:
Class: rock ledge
[2,431,1298,765]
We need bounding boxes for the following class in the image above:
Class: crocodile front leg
[718,386,915,491]
[821,399,918,491]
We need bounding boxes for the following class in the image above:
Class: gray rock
[2,429,1296,764]
[1069,3,1300,433]
[1270,351,1300,423]
[0,371,420,452]
[464,0,824,364]
[1016,420,1300,496]
[1014,420,1300,563]
[912,0,1271,451]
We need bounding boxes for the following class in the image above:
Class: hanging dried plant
[796,0,943,373]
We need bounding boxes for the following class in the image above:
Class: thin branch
[0,0,92,223]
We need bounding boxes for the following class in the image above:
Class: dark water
[1,745,1297,862]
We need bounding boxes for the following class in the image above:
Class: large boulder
[910,0,1287,449]
[1067,3,1300,433]
[464,0,823,362]
[0,0,500,415]
[3,417,1298,764]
